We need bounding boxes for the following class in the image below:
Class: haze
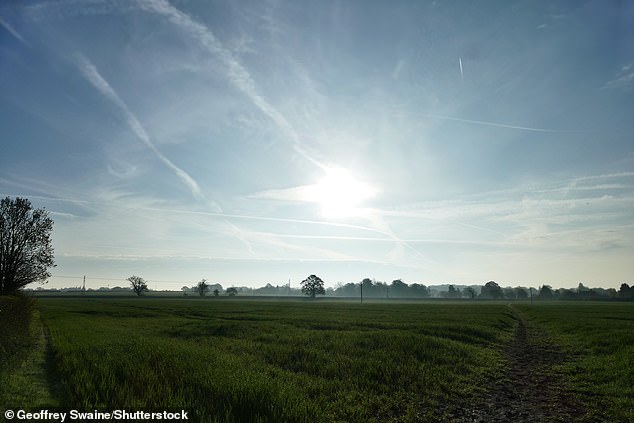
[1,1,633,290]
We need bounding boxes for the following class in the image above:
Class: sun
[308,167,376,218]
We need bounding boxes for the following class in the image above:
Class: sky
[1,0,633,290]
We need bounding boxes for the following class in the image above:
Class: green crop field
[2,297,633,422]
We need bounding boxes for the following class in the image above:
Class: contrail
[417,112,587,133]
[0,15,29,46]
[74,53,205,200]
[459,57,463,81]
[138,0,326,170]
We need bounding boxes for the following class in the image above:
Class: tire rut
[453,306,584,422]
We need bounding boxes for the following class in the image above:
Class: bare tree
[128,275,148,296]
[1,197,55,295]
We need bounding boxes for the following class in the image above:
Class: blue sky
[1,0,633,290]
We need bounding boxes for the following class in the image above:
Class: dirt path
[456,306,585,422]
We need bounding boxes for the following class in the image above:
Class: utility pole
[82,275,86,293]
[360,281,363,304]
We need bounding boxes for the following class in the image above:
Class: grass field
[2,298,633,422]
[516,303,634,422]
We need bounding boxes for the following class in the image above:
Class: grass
[0,294,59,409]
[3,298,632,422]
[516,302,634,422]
[36,299,514,422]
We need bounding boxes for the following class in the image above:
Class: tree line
[54,276,630,301]
[1,196,632,301]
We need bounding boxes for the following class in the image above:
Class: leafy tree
[390,279,409,297]
[480,281,503,299]
[301,274,326,298]
[539,284,554,299]
[503,287,517,300]
[515,287,529,299]
[619,283,633,299]
[213,289,219,297]
[463,286,476,299]
[410,283,430,298]
[127,275,148,296]
[226,287,238,296]
[0,197,55,295]
[446,285,462,298]
[197,279,209,296]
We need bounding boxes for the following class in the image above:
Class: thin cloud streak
[0,15,29,46]
[138,0,325,170]
[74,53,204,200]
[416,112,589,133]
[459,57,463,81]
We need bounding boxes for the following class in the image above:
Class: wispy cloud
[392,59,405,80]
[414,112,588,133]
[74,53,204,201]
[137,0,325,169]
[603,63,634,91]
[0,15,28,46]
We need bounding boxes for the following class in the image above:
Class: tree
[480,281,504,300]
[390,279,409,297]
[463,286,476,299]
[197,279,209,296]
[226,287,238,296]
[480,281,503,299]
[1,197,55,295]
[213,289,219,297]
[619,283,633,299]
[539,284,554,299]
[515,287,529,299]
[301,274,326,298]
[447,285,461,298]
[127,275,148,296]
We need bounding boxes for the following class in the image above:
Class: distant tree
[539,285,554,299]
[361,278,374,298]
[226,287,238,296]
[181,286,189,296]
[463,287,476,299]
[213,289,219,297]
[1,197,55,295]
[410,283,430,298]
[514,287,528,299]
[390,279,409,297]
[197,279,209,296]
[447,285,460,298]
[128,275,148,296]
[301,274,326,298]
[503,287,517,300]
[480,281,503,299]
[335,282,358,297]
[619,283,633,299]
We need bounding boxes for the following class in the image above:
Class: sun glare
[309,167,376,218]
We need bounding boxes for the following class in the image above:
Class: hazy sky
[1,0,633,290]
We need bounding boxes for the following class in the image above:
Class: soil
[451,306,586,423]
